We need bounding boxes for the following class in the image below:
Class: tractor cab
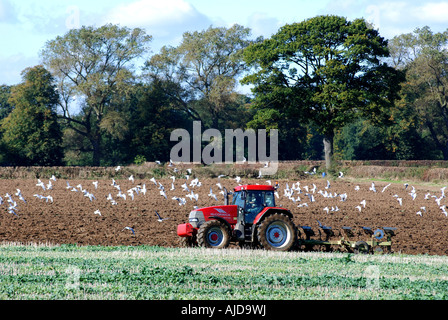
[231,185,276,224]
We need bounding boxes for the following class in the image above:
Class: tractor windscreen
[232,191,245,208]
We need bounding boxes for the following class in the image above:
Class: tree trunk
[323,134,333,171]
[91,135,102,166]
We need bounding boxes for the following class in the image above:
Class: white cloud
[105,0,211,36]
[0,0,18,24]
[0,54,40,85]
[416,2,448,23]
[248,12,282,38]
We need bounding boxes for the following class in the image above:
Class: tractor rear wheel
[197,220,231,249]
[257,214,297,251]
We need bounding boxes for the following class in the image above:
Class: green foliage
[2,245,448,300]
[41,24,152,166]
[1,66,63,165]
[1,21,446,166]
[389,26,448,159]
[242,15,403,167]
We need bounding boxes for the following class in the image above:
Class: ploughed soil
[0,176,447,256]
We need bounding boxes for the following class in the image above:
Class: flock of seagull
[1,163,448,238]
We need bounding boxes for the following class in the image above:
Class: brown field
[0,173,447,256]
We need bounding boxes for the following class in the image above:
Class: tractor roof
[234,185,275,192]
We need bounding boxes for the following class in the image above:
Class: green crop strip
[1,244,448,300]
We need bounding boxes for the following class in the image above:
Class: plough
[297,221,397,254]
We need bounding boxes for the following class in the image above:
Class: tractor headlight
[188,210,204,228]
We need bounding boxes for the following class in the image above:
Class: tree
[1,66,63,165]
[41,24,152,165]
[145,24,256,131]
[389,26,448,159]
[241,15,403,169]
[0,85,14,120]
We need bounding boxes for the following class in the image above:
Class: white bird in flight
[122,226,135,235]
[155,211,169,222]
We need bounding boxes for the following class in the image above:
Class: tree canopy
[241,15,403,168]
[0,20,445,167]
[1,66,63,165]
[40,24,152,165]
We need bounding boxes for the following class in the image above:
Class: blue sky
[1,0,448,86]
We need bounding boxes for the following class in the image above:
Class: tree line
[0,15,446,168]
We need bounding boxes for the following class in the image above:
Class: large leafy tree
[40,24,152,165]
[145,24,256,131]
[242,15,402,169]
[1,66,63,165]
[389,26,448,159]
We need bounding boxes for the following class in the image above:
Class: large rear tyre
[257,214,297,251]
[197,220,231,249]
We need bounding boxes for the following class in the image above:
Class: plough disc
[296,221,397,254]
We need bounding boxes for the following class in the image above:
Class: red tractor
[177,184,297,251]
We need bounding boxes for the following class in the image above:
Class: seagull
[397,198,403,206]
[369,182,377,192]
[117,191,126,200]
[160,190,167,199]
[150,177,157,185]
[186,191,198,201]
[50,175,57,181]
[382,183,391,193]
[416,211,422,216]
[94,209,101,216]
[323,207,329,213]
[122,226,135,235]
[441,205,448,217]
[338,171,344,178]
[128,175,134,183]
[172,196,186,206]
[181,183,189,192]
[15,189,26,203]
[155,211,169,222]
[141,184,147,195]
[355,205,362,212]
[325,180,331,189]
[360,200,366,208]
[115,166,121,172]
[208,188,218,201]
[92,181,98,189]
[84,192,96,201]
[36,179,46,190]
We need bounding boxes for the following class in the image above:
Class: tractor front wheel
[197,220,231,249]
[257,214,297,251]
[179,235,197,248]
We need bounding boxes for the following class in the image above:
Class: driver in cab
[245,192,263,224]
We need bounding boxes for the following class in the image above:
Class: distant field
[1,244,448,300]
